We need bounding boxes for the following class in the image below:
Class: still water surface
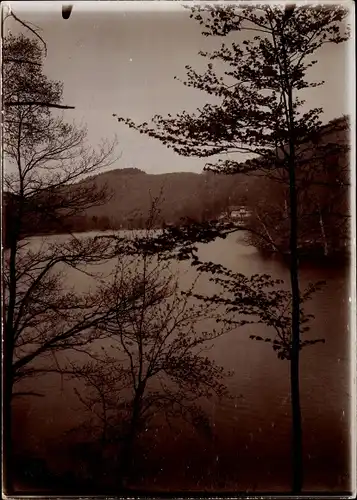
[12,232,351,492]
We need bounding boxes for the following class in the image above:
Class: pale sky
[3,1,352,174]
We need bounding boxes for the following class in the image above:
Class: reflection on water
[11,232,351,493]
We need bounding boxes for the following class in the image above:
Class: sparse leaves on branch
[3,33,119,396]
[115,5,349,179]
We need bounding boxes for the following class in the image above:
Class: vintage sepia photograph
[1,0,355,496]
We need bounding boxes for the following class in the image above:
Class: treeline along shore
[3,116,350,261]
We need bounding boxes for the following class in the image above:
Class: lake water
[11,231,352,493]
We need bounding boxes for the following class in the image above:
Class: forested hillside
[3,116,349,258]
[83,168,251,229]
[244,115,350,257]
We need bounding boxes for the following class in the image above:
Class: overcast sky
[4,1,352,174]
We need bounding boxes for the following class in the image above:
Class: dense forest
[244,115,350,258]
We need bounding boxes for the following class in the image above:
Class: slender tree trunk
[256,212,276,252]
[3,345,14,494]
[4,191,25,493]
[3,306,15,494]
[119,388,144,488]
[279,10,303,490]
[318,206,329,257]
[3,215,20,493]
[288,170,303,493]
[286,93,303,494]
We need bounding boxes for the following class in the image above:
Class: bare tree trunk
[255,211,277,252]
[119,387,144,488]
[318,206,329,257]
[286,91,303,495]
[3,203,22,493]
[289,168,303,493]
[279,9,303,490]
[2,348,14,494]
[284,198,289,219]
